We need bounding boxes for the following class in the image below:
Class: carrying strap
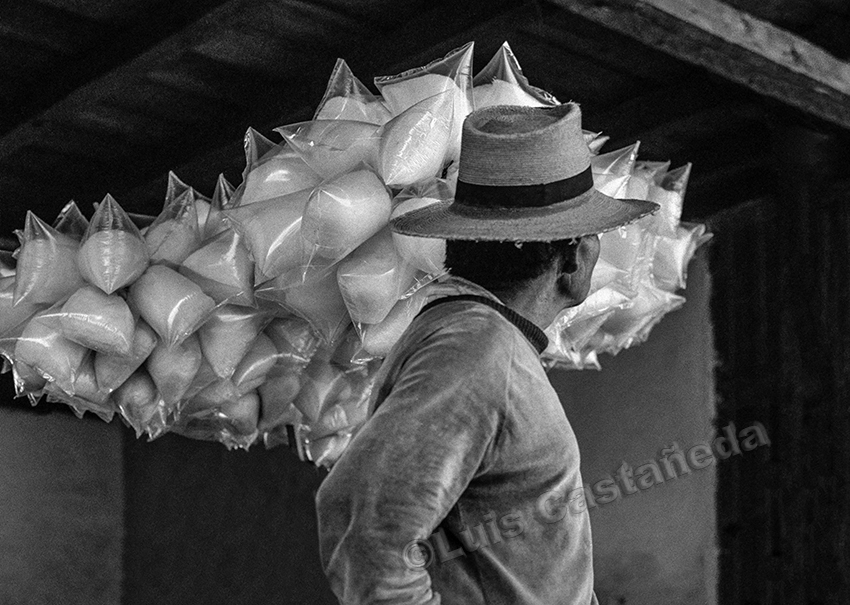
[417,294,549,354]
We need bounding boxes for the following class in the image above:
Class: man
[316,103,657,604]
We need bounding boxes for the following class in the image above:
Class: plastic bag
[256,269,351,345]
[600,284,686,354]
[52,201,89,241]
[13,212,86,305]
[146,332,202,406]
[77,195,150,294]
[179,228,255,307]
[300,168,392,265]
[234,129,323,206]
[276,119,381,180]
[1,275,45,338]
[588,257,629,295]
[94,319,158,393]
[358,286,430,358]
[591,143,639,198]
[223,187,310,284]
[652,222,712,292]
[113,368,169,439]
[202,173,237,239]
[58,285,135,356]
[198,305,269,379]
[646,164,691,237]
[11,359,48,403]
[598,223,656,290]
[176,381,259,450]
[231,333,278,395]
[14,308,89,395]
[256,316,321,432]
[129,265,217,348]
[583,131,610,155]
[314,58,393,125]
[546,285,633,355]
[626,160,670,201]
[390,180,449,274]
[337,227,416,325]
[144,190,202,267]
[47,354,115,422]
[375,42,474,161]
[376,91,454,188]
[472,41,558,109]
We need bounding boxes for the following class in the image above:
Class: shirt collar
[421,276,550,355]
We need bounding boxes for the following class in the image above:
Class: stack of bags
[0,42,709,466]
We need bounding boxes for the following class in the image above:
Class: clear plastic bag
[197,304,270,379]
[202,173,237,239]
[546,285,633,356]
[591,143,640,198]
[223,187,311,284]
[600,284,686,354]
[128,265,217,348]
[179,228,255,307]
[46,354,115,422]
[51,201,89,241]
[652,222,712,292]
[390,180,449,275]
[113,368,170,439]
[626,160,670,201]
[276,119,381,180]
[256,316,321,432]
[94,319,158,393]
[375,42,474,162]
[357,285,430,359]
[233,129,323,207]
[300,168,392,266]
[57,285,135,356]
[77,195,150,294]
[256,269,351,345]
[13,307,89,395]
[598,222,657,290]
[231,333,278,395]
[376,91,454,188]
[314,58,392,125]
[583,130,610,155]
[472,41,558,109]
[13,211,86,306]
[176,380,259,450]
[647,164,692,237]
[337,227,417,325]
[146,332,202,406]
[144,190,202,267]
[1,275,45,338]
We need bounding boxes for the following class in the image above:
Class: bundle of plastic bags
[0,41,709,467]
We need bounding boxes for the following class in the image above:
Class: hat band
[455,166,594,209]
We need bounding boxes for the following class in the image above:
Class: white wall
[551,253,717,605]
[0,410,123,605]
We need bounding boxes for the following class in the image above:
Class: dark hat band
[454,166,594,209]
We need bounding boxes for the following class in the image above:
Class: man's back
[316,280,596,604]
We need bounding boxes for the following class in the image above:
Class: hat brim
[390,188,659,241]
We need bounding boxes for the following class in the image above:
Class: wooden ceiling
[1,0,849,247]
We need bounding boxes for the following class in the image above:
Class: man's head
[390,102,658,318]
[445,235,600,309]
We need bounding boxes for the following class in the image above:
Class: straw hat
[390,103,658,241]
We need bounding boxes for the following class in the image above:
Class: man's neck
[490,275,564,331]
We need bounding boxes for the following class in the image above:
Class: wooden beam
[547,0,850,131]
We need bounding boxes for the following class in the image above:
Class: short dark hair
[444,239,578,295]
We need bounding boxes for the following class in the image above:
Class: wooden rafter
[547,0,850,131]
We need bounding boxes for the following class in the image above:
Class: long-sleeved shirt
[316,277,597,604]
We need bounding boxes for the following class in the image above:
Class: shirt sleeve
[315,313,511,604]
